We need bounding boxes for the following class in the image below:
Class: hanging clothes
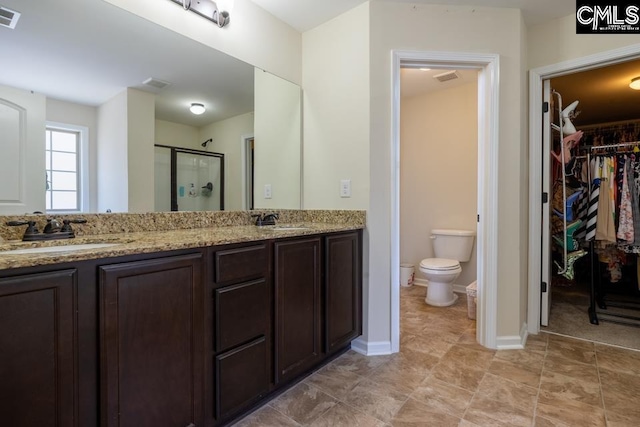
[617,156,634,243]
[585,157,601,241]
[595,156,616,243]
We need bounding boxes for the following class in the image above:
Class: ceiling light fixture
[190,103,206,115]
[173,0,233,28]
[630,76,640,90]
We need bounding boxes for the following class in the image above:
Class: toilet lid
[420,258,460,271]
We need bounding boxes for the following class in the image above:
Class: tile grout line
[594,347,610,427]
[530,339,549,427]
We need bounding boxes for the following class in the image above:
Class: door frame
[391,50,500,350]
[527,43,640,334]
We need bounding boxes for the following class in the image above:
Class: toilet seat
[419,258,460,271]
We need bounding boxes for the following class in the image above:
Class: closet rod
[590,141,640,150]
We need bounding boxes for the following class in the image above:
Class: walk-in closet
[544,59,640,350]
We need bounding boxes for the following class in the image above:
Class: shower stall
[154,145,224,212]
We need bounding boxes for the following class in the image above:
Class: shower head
[201,138,212,147]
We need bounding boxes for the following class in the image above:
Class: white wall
[199,112,254,210]
[301,2,371,340]
[155,119,200,149]
[127,88,155,213]
[97,90,128,213]
[46,98,98,212]
[97,88,155,213]
[104,0,302,85]
[254,70,301,210]
[400,82,478,288]
[302,4,370,211]
[528,14,640,69]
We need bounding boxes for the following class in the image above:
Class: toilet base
[425,282,458,307]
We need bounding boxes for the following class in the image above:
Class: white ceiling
[401,68,478,99]
[251,0,576,32]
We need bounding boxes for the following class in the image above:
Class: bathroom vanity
[0,211,363,427]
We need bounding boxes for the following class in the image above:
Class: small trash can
[400,263,415,287]
[466,281,477,320]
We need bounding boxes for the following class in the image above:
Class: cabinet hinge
[541,281,547,293]
[542,192,548,203]
[477,214,480,223]
[543,101,549,113]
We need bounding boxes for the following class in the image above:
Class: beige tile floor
[232,285,640,427]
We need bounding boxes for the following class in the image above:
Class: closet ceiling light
[190,103,206,115]
[630,77,640,90]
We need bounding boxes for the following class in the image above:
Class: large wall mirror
[0,0,301,215]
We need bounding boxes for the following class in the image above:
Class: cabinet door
[0,269,76,427]
[99,254,204,427]
[215,337,269,420]
[274,238,321,384]
[325,232,362,354]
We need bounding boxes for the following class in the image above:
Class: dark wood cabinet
[274,237,322,384]
[99,253,204,427]
[0,269,77,427]
[209,244,271,424]
[325,232,362,354]
[0,229,362,427]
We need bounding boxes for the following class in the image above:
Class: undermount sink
[269,226,310,231]
[0,243,121,255]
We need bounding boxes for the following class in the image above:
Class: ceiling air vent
[142,77,171,89]
[0,6,20,29]
[433,70,460,83]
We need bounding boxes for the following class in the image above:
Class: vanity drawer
[215,336,269,420]
[214,279,269,352]
[213,244,268,284]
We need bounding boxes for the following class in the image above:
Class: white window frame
[45,121,89,213]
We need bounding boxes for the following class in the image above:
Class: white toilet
[419,229,475,307]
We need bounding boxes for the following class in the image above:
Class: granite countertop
[0,222,363,270]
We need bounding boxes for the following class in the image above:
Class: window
[45,127,80,211]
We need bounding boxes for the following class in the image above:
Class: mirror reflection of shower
[154,145,224,211]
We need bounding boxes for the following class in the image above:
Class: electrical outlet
[264,184,272,199]
[340,179,351,198]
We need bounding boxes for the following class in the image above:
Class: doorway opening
[528,43,640,350]
[391,51,500,351]
[243,135,255,210]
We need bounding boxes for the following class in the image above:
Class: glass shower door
[154,145,224,211]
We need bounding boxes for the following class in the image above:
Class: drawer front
[215,337,269,420]
[214,244,268,284]
[214,279,269,352]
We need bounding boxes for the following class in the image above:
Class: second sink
[269,226,310,231]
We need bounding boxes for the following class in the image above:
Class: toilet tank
[431,229,476,262]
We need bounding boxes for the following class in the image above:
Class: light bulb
[630,77,640,90]
[190,103,206,115]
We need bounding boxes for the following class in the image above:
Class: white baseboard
[496,322,528,350]
[351,337,393,356]
[412,278,469,294]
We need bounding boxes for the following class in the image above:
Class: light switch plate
[340,179,351,198]
[264,184,272,199]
